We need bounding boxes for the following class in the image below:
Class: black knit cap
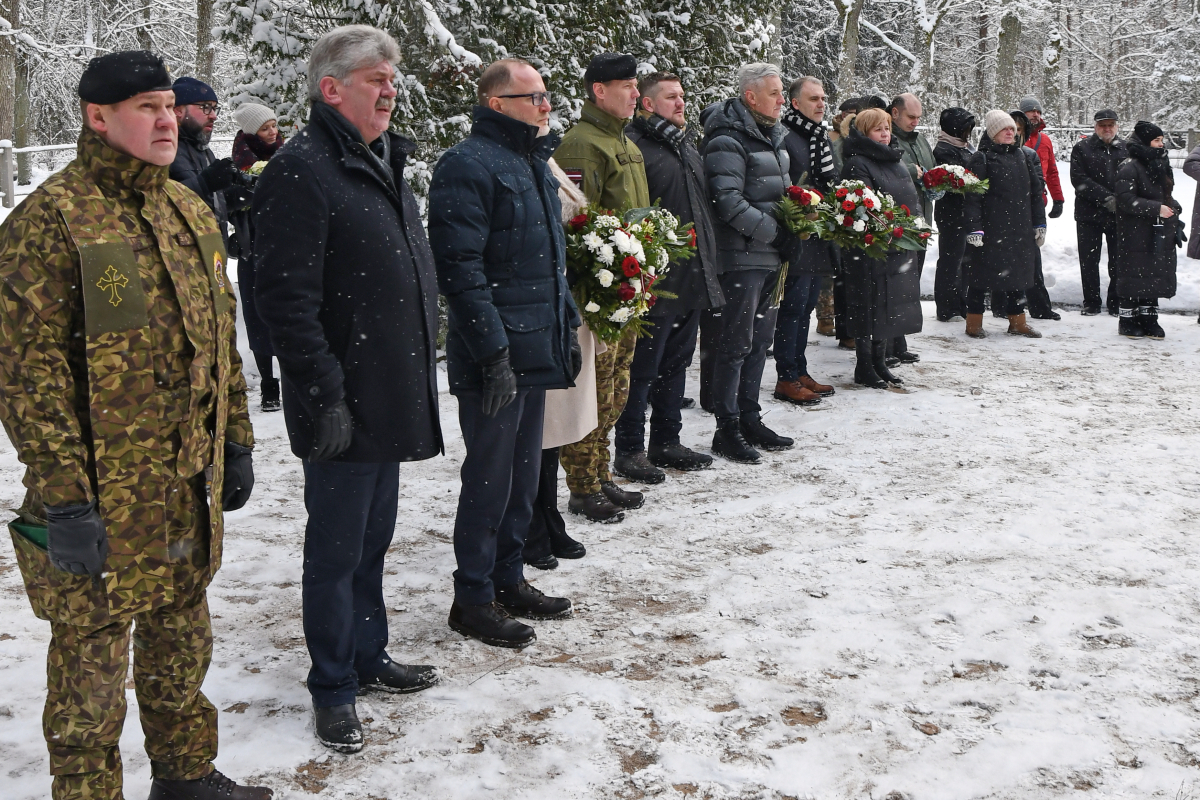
[1133,120,1164,146]
[1093,109,1118,122]
[584,53,638,87]
[939,107,976,139]
[78,50,173,105]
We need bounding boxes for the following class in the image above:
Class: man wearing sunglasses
[169,76,243,251]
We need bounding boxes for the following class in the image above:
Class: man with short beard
[169,76,242,251]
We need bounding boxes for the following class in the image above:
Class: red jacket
[1026,123,1064,204]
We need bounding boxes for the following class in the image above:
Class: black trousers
[891,251,924,355]
[523,447,569,563]
[1078,221,1118,311]
[1026,247,1054,317]
[712,269,779,424]
[453,388,545,605]
[935,226,967,318]
[966,286,1025,316]
[302,460,400,707]
[698,308,721,413]
[615,309,701,454]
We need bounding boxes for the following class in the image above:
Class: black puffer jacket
[1070,134,1129,228]
[428,106,579,393]
[626,113,724,315]
[1112,142,1182,299]
[700,98,791,272]
[839,129,923,339]
[779,113,836,276]
[963,139,1045,292]
[932,139,974,233]
[170,129,229,251]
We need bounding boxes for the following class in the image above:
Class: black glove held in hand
[1048,200,1064,219]
[569,329,583,381]
[770,224,794,252]
[222,442,254,511]
[46,499,108,577]
[480,348,517,417]
[309,400,353,461]
[198,157,238,193]
[1103,195,1117,214]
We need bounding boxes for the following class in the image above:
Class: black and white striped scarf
[784,108,837,191]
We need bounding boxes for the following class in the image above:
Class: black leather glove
[569,329,583,381]
[770,223,794,252]
[309,400,353,461]
[1177,223,1188,248]
[480,348,517,417]
[198,157,238,193]
[1048,200,1064,218]
[45,499,108,577]
[1103,195,1117,214]
[222,442,254,511]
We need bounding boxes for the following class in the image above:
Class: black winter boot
[854,339,887,388]
[613,451,666,484]
[448,600,536,648]
[740,415,794,451]
[712,419,761,463]
[312,704,363,754]
[1140,305,1165,339]
[496,580,573,620]
[567,491,624,523]
[871,340,903,384]
[1118,310,1143,338]
[260,378,280,412]
[601,481,644,510]
[358,661,439,695]
[648,441,713,471]
[149,770,273,800]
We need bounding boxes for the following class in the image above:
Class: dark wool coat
[1183,146,1200,261]
[1112,143,1183,299]
[963,140,1046,292]
[252,102,442,462]
[779,115,836,276]
[1070,134,1128,228]
[428,106,580,393]
[700,99,791,272]
[839,129,923,339]
[932,139,974,233]
[626,114,724,316]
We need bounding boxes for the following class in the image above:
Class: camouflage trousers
[561,327,637,495]
[45,475,217,800]
[817,276,835,323]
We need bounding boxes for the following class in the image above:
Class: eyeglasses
[496,92,552,107]
[194,103,221,116]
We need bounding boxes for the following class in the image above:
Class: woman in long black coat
[962,110,1046,339]
[839,108,923,388]
[1112,121,1184,339]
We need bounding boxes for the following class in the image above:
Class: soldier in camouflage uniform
[554,53,651,523]
[0,52,271,800]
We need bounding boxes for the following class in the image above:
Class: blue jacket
[429,106,580,393]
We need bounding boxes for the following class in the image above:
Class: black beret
[1093,109,1118,122]
[1133,120,1164,146]
[78,50,173,105]
[584,53,638,87]
[172,76,219,106]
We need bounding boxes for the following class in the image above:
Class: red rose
[688,228,697,247]
[841,199,856,211]
[884,210,894,221]
[854,188,863,196]
[864,233,875,244]
[786,185,805,201]
[622,256,641,277]
[842,216,854,227]
[919,232,931,239]
[569,213,590,230]
[836,187,849,199]
[892,226,904,237]
[618,283,636,301]
[900,204,911,216]
[646,295,657,307]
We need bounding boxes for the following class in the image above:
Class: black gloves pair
[1048,200,1064,219]
[198,157,243,194]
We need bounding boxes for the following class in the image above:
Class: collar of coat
[841,128,903,163]
[309,101,417,193]
[470,105,551,157]
[579,100,630,138]
[702,97,787,150]
[76,126,168,199]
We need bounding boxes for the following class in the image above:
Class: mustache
[375,97,396,113]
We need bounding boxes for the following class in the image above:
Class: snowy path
[4,304,1200,799]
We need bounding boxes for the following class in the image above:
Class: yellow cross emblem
[96,265,129,307]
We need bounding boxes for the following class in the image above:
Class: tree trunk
[15,53,29,184]
[0,0,17,144]
[136,1,153,52]
[196,0,215,82]
[835,0,865,100]
[1042,1,1063,123]
[976,12,991,108]
[995,10,1022,109]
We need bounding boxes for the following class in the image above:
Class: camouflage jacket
[554,101,651,211]
[0,127,253,622]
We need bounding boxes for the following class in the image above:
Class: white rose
[612,229,635,254]
[596,268,614,287]
[584,301,600,313]
[582,232,604,251]
[609,307,632,323]
[666,229,679,244]
[598,244,615,265]
[853,220,866,233]
[632,241,646,262]
[630,278,642,294]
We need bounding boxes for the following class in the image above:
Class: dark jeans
[453,388,545,605]
[523,447,567,563]
[615,310,701,453]
[1078,221,1118,311]
[773,272,821,382]
[935,226,967,318]
[966,286,1026,316]
[1026,247,1054,317]
[712,269,779,424]
[301,460,400,708]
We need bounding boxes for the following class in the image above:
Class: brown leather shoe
[815,318,835,336]
[1007,313,1042,338]
[772,380,822,406]
[797,374,835,397]
[965,313,987,338]
[838,338,856,350]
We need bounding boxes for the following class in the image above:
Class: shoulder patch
[562,168,583,188]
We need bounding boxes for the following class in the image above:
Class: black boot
[495,579,573,620]
[712,419,761,463]
[648,441,713,471]
[358,661,439,695]
[854,339,887,388]
[1118,311,1143,338]
[312,704,363,753]
[601,480,644,510]
[872,340,902,385]
[1140,305,1165,339]
[740,415,794,451]
[260,378,280,412]
[567,491,624,523]
[613,451,666,484]
[448,600,536,648]
[526,553,559,570]
[548,526,586,559]
[149,769,274,800]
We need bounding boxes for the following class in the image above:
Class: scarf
[937,130,968,150]
[633,112,686,150]
[1128,140,1175,190]
[741,97,779,129]
[783,108,837,191]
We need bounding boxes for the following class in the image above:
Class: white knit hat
[232,103,276,135]
[984,109,1016,140]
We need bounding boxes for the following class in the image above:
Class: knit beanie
[1018,95,1043,114]
[233,103,276,135]
[984,109,1016,140]
[1132,120,1164,147]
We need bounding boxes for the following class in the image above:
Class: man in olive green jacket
[554,53,650,524]
[889,92,936,362]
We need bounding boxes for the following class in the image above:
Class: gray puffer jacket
[701,98,791,272]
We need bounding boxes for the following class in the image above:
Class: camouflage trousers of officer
[816,276,835,325]
[46,475,217,800]
[561,327,638,495]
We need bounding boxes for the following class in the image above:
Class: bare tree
[195,0,214,82]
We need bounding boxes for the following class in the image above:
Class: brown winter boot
[965,313,987,339]
[797,374,835,397]
[816,318,835,336]
[838,338,856,350]
[1006,313,1042,338]
[773,380,822,406]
